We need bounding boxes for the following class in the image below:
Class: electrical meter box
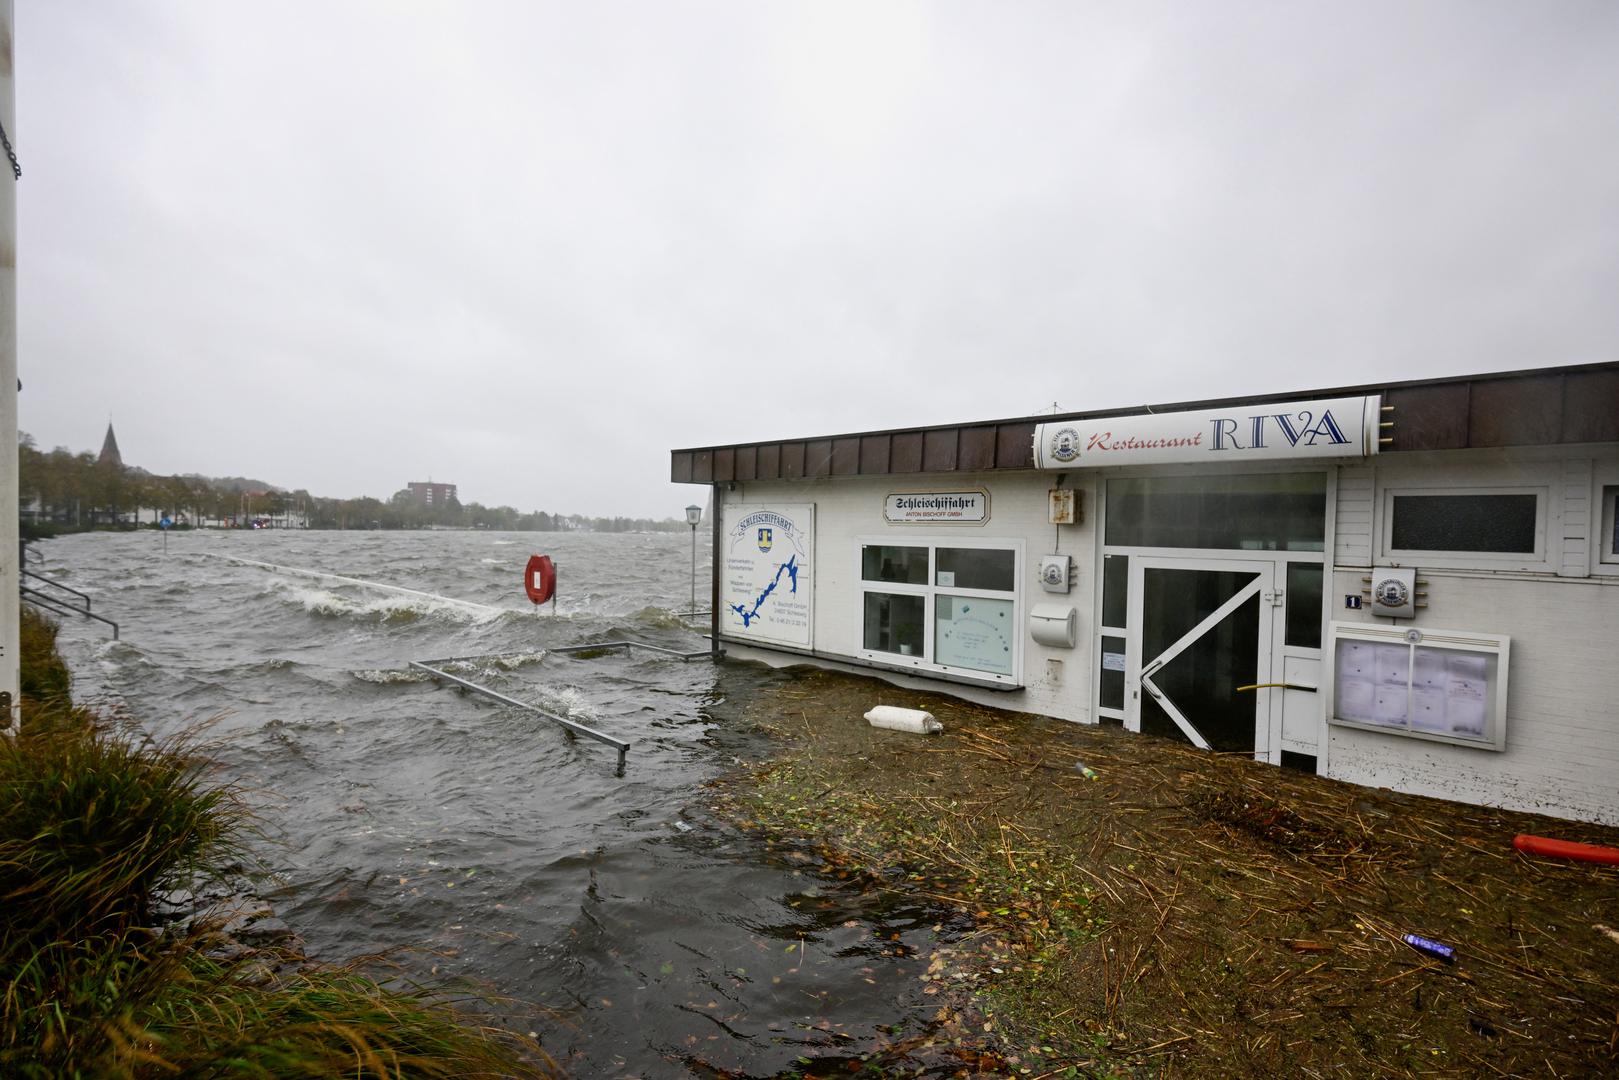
[1039,554,1074,594]
[1048,489,1078,525]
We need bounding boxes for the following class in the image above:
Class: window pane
[1141,568,1261,659]
[862,545,929,584]
[1284,563,1323,649]
[1105,473,1326,551]
[1334,639,1499,743]
[1390,494,1537,553]
[1142,591,1260,754]
[1101,554,1128,628]
[936,548,1015,591]
[934,594,1014,675]
[1098,634,1126,709]
[863,592,925,656]
[1604,487,1618,560]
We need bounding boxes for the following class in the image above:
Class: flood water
[34,530,954,1077]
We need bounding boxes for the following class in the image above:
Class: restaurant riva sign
[1032,395,1381,469]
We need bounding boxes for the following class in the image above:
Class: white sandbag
[863,705,943,735]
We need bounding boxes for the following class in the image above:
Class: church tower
[98,422,122,468]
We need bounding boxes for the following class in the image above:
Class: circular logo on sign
[1373,578,1409,608]
[1049,427,1081,463]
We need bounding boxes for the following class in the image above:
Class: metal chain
[0,118,18,180]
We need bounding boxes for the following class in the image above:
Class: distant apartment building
[407,481,458,508]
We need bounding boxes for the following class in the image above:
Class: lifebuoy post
[524,554,557,612]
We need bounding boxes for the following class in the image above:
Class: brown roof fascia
[670,360,1619,469]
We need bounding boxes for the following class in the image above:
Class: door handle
[1235,682,1317,693]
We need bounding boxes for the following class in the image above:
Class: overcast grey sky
[17,2,1619,516]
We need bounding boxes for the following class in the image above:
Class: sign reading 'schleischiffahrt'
[883,491,989,524]
[721,504,814,648]
[1031,395,1381,469]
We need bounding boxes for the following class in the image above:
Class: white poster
[933,595,1015,675]
[1329,622,1510,750]
[721,504,814,648]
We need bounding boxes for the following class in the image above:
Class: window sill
[721,635,1023,691]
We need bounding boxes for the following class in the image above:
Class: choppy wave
[533,683,600,722]
[279,585,506,626]
[349,667,433,685]
[209,657,302,677]
[440,650,549,675]
[348,659,597,726]
[92,638,155,675]
[626,605,697,631]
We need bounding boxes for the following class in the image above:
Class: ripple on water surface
[34,530,962,1074]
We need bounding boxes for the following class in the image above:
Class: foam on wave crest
[437,650,549,678]
[349,667,433,685]
[534,683,600,723]
[91,638,152,675]
[625,604,697,631]
[281,584,505,626]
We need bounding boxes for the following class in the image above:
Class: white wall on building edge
[711,444,1619,826]
[1328,447,1619,825]
[719,471,1099,725]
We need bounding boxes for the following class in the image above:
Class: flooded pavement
[33,530,972,1077]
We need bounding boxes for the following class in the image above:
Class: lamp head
[685,504,702,526]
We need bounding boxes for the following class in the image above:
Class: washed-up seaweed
[713,666,1619,1078]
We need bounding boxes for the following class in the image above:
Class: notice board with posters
[1328,622,1509,751]
[721,504,814,649]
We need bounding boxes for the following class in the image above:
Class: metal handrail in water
[22,568,94,610]
[417,641,714,667]
[548,640,712,661]
[408,660,630,775]
[20,586,120,639]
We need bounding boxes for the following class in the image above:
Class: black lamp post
[685,504,702,615]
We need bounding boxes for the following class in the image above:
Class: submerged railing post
[409,660,631,771]
[547,640,712,662]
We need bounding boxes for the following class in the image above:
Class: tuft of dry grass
[2,609,555,1079]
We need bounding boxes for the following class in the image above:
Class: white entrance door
[1126,558,1277,760]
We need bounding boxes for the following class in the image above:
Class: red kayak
[1512,834,1619,866]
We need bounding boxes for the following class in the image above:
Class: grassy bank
[3,607,552,1078]
[715,667,1619,1078]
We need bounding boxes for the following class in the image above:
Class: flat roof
[672,361,1619,484]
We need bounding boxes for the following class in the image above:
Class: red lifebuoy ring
[524,554,556,605]
[1513,834,1619,866]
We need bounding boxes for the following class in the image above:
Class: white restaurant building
[672,362,1619,825]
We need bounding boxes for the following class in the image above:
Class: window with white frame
[1602,485,1619,565]
[1382,487,1546,562]
[859,540,1020,683]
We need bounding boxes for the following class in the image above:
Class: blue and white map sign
[722,504,814,648]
